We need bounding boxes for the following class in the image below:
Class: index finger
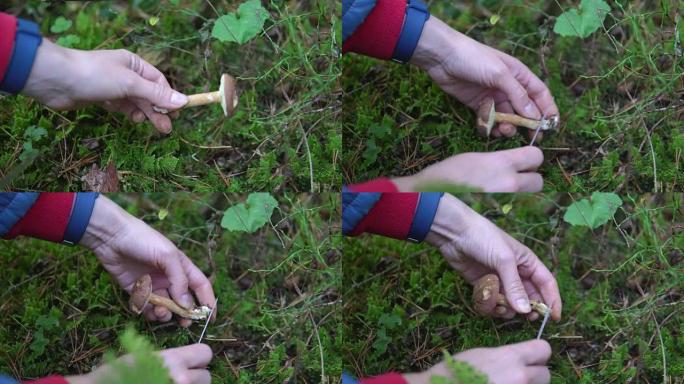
[511,240,562,321]
[180,254,217,321]
[507,339,552,366]
[115,49,172,87]
[499,53,559,118]
[161,343,213,369]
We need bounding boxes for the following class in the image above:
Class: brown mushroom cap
[473,274,501,315]
[476,97,496,137]
[219,73,238,117]
[129,274,153,314]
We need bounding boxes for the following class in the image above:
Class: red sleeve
[360,373,408,384]
[348,193,418,239]
[0,12,18,83]
[342,0,406,60]
[24,376,69,384]
[5,193,75,243]
[347,178,399,192]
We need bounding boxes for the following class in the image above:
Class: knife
[197,297,218,344]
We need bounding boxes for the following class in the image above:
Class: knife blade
[536,307,551,340]
[197,297,218,344]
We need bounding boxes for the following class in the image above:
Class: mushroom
[476,97,559,137]
[153,73,238,117]
[129,274,211,320]
[472,274,549,316]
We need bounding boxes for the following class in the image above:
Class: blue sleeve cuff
[0,17,43,94]
[0,192,39,237]
[392,0,430,63]
[342,0,377,41]
[342,373,359,384]
[62,193,99,245]
[406,192,443,243]
[0,374,19,384]
[342,191,382,235]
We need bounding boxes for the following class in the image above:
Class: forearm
[78,195,130,251]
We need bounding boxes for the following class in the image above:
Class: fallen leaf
[82,162,120,192]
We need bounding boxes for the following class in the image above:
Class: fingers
[512,242,563,321]
[507,339,552,366]
[157,251,192,311]
[525,366,551,384]
[523,280,543,321]
[498,53,559,118]
[181,255,217,321]
[497,257,531,314]
[501,146,544,172]
[162,343,213,369]
[516,173,544,192]
[181,369,212,384]
[133,98,174,134]
[494,72,541,121]
[152,288,173,322]
[127,76,188,111]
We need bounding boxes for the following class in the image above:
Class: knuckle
[500,176,520,192]
[174,373,190,384]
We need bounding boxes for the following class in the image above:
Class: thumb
[160,253,193,309]
[127,75,188,110]
[495,74,541,120]
[497,259,531,314]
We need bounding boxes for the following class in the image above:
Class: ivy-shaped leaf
[56,34,81,48]
[563,192,622,229]
[553,0,610,38]
[50,16,72,34]
[221,192,278,232]
[211,0,269,44]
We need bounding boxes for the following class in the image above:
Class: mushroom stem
[185,91,222,107]
[147,293,198,319]
[495,296,550,315]
[494,112,541,130]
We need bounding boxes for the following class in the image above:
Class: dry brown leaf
[82,162,119,192]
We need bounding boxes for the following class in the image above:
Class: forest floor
[343,193,683,383]
[0,193,341,383]
[342,1,683,192]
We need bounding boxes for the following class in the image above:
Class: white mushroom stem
[493,112,543,130]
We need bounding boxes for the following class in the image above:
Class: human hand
[403,340,552,384]
[411,16,558,140]
[425,194,561,321]
[79,196,216,327]
[392,147,544,193]
[22,39,187,133]
[66,343,213,384]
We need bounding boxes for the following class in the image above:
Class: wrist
[409,16,458,71]
[65,374,94,384]
[402,372,429,384]
[79,196,131,250]
[424,194,474,249]
[22,39,76,101]
[391,175,420,192]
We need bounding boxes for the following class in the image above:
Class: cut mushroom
[129,274,211,320]
[476,97,559,137]
[153,73,238,117]
[473,274,550,316]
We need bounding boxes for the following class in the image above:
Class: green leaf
[24,126,47,141]
[50,16,72,33]
[148,16,160,26]
[489,14,501,25]
[211,0,269,44]
[157,208,169,221]
[56,34,81,48]
[221,192,278,232]
[563,192,622,229]
[502,203,513,215]
[553,0,610,38]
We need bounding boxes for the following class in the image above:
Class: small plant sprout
[154,73,238,117]
[472,274,550,317]
[129,274,211,320]
[476,97,559,137]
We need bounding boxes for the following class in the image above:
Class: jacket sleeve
[1,193,99,244]
[343,0,430,62]
[0,11,43,94]
[23,376,69,384]
[343,372,408,384]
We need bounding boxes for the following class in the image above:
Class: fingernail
[171,91,188,106]
[516,298,531,312]
[181,293,194,309]
[524,103,540,119]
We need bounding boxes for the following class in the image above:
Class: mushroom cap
[129,274,153,314]
[473,274,501,315]
[218,73,238,117]
[476,98,496,137]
